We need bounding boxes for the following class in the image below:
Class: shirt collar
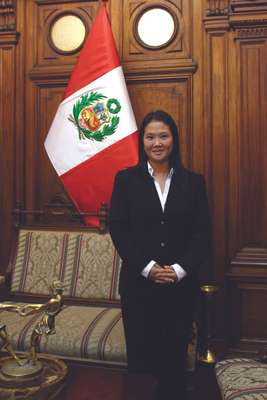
[147,161,174,178]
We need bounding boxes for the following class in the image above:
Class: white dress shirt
[141,162,187,282]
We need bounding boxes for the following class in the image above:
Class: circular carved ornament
[49,14,87,54]
[135,7,178,49]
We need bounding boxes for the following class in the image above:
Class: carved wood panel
[239,40,267,247]
[128,78,192,168]
[31,85,67,208]
[0,0,18,272]
[229,36,267,263]
[124,0,184,59]
[36,2,96,66]
[0,44,16,270]
[204,0,267,347]
[229,279,267,350]
[116,0,196,74]
[227,23,267,347]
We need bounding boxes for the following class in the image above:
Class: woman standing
[109,110,211,399]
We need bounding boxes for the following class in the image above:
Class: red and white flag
[44,4,138,226]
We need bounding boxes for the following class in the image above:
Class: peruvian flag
[44,4,138,226]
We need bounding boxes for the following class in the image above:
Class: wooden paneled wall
[227,17,267,351]
[0,0,267,353]
[0,1,18,270]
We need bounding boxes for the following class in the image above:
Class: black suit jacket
[109,164,211,295]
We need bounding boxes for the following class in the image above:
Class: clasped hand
[148,263,178,284]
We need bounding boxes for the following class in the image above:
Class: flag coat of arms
[44,5,138,225]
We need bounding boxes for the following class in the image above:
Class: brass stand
[1,358,43,385]
[198,284,219,365]
[0,354,67,399]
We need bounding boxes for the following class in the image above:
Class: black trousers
[120,279,196,399]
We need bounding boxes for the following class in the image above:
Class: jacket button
[161,242,165,247]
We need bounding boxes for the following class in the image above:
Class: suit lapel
[164,168,187,216]
[138,166,164,215]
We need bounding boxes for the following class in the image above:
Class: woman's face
[143,120,174,166]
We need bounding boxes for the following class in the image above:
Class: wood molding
[235,26,267,37]
[13,200,109,231]
[229,247,267,281]
[231,18,267,27]
[36,0,97,4]
[231,0,267,14]
[28,61,198,84]
[0,31,19,45]
[231,21,267,38]
[123,60,198,78]
[204,17,230,31]
[204,1,230,32]
[230,16,267,36]
[29,65,72,84]
[232,247,267,266]
[0,0,16,32]
[206,0,230,17]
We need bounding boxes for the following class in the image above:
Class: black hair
[138,110,182,170]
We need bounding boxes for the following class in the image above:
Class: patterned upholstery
[0,303,197,370]
[215,358,267,399]
[2,228,197,370]
[0,304,125,364]
[10,229,121,301]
